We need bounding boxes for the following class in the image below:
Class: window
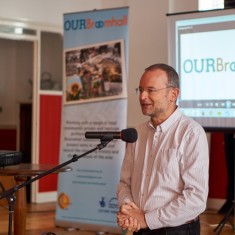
[199,0,224,10]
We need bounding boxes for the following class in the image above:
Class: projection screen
[167,8,235,131]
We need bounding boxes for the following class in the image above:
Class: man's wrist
[141,213,148,229]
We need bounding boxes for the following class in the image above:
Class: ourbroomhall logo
[64,15,128,31]
[183,57,235,73]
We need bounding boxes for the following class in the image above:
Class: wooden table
[0,163,72,235]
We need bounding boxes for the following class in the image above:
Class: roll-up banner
[55,7,129,234]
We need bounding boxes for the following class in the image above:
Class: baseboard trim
[32,191,57,203]
[207,198,226,210]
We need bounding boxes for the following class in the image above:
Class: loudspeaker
[0,151,22,167]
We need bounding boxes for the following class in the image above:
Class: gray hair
[145,63,179,89]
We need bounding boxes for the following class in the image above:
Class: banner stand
[56,7,129,233]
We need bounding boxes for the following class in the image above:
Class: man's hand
[117,202,148,232]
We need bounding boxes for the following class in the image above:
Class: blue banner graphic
[55,7,129,234]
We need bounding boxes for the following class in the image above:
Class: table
[0,163,72,235]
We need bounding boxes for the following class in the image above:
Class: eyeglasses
[135,86,175,95]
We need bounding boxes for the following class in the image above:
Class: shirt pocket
[157,149,180,177]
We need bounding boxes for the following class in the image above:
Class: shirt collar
[148,107,182,132]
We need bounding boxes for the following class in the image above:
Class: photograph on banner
[64,39,127,105]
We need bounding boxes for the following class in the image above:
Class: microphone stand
[0,138,111,235]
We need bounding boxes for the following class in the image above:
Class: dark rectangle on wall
[0,129,17,150]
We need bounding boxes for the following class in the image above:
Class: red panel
[39,95,62,192]
[0,129,17,150]
[208,132,227,199]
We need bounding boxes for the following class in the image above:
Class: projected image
[64,39,126,104]
[179,28,235,108]
[169,11,235,130]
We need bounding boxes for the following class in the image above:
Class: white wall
[0,39,33,126]
[168,0,198,14]
[127,0,169,125]
[0,0,199,127]
[0,0,128,26]
[41,32,63,90]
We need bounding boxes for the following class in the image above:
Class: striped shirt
[117,107,209,229]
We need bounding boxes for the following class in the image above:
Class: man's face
[138,69,177,120]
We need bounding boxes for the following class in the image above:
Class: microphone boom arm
[72,138,111,161]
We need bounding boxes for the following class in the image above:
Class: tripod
[214,201,234,235]
[0,138,111,235]
[0,182,15,235]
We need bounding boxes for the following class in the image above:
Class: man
[117,64,209,235]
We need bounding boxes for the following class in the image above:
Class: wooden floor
[0,202,234,235]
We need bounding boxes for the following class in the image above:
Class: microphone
[85,128,138,143]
